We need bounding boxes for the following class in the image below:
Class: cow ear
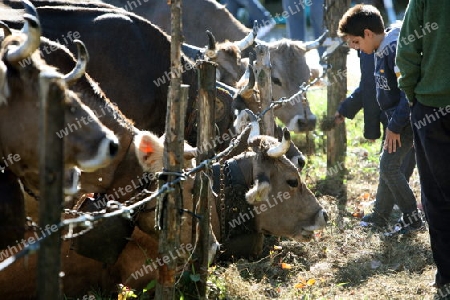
[245,181,271,204]
[183,143,197,160]
[134,131,164,173]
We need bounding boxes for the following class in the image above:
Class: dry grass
[203,50,438,300]
[207,168,435,299]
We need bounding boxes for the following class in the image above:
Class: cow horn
[0,21,12,37]
[5,0,41,63]
[247,109,260,142]
[267,127,291,157]
[207,30,216,51]
[304,30,328,52]
[205,30,217,59]
[235,21,257,51]
[239,64,255,95]
[64,40,89,85]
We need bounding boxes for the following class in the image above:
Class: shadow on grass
[332,232,434,288]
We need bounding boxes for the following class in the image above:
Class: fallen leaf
[352,210,364,218]
[307,278,316,286]
[281,263,292,269]
[294,282,306,289]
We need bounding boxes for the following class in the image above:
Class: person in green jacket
[396,0,450,297]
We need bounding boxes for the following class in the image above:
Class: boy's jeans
[373,124,418,223]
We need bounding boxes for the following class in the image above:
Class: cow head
[0,1,119,188]
[207,30,326,133]
[205,30,250,87]
[267,39,318,132]
[239,122,327,241]
[233,66,307,172]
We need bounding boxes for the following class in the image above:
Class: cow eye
[286,179,298,187]
[272,77,282,86]
[68,104,77,114]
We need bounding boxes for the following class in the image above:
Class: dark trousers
[411,101,450,287]
[373,124,418,224]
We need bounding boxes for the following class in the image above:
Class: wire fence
[0,68,326,272]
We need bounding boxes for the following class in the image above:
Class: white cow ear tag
[245,181,270,204]
[0,62,10,106]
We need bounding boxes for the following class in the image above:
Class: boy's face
[345,29,378,54]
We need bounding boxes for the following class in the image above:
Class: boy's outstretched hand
[334,112,345,124]
[384,128,401,153]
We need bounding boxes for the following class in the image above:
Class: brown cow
[135,121,328,259]
[3,0,320,133]
[0,122,324,298]
[103,0,250,47]
[0,130,218,299]
[0,221,208,299]
[0,2,119,181]
[102,0,322,132]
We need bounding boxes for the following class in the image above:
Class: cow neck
[77,76,141,195]
[213,153,256,243]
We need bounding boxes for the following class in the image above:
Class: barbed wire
[0,69,329,272]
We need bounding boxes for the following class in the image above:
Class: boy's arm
[388,90,410,133]
[337,86,363,119]
[388,43,411,133]
[396,0,424,102]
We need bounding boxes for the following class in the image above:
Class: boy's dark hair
[338,4,385,38]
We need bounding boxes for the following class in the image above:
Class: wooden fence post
[324,0,350,203]
[254,44,274,136]
[155,0,187,298]
[193,60,216,299]
[38,75,65,299]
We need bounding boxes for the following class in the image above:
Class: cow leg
[0,168,25,250]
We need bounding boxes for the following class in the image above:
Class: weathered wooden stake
[38,75,65,300]
[325,0,350,203]
[193,60,216,299]
[156,85,188,299]
[155,0,187,298]
[254,44,274,136]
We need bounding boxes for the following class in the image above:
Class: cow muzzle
[296,209,328,241]
[286,115,317,132]
[77,131,119,172]
[303,209,328,232]
[298,117,317,132]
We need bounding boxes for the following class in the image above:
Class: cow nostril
[322,210,329,223]
[109,140,119,157]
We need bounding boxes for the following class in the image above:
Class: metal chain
[219,161,226,242]
[63,188,152,218]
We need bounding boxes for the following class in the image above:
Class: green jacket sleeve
[396,0,423,102]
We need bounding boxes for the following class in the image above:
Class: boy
[337,4,423,233]
[335,50,416,182]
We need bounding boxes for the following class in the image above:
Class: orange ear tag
[139,139,154,154]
